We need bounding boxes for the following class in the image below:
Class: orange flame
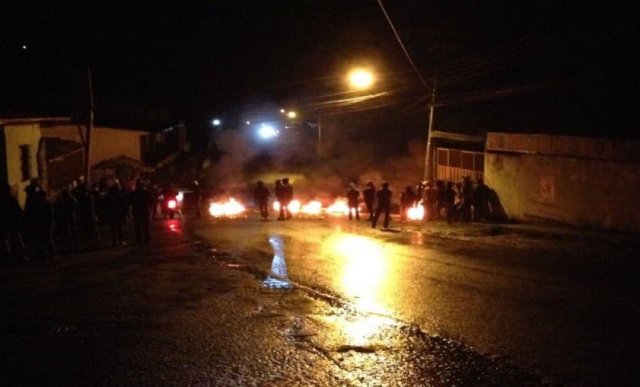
[209,198,246,217]
[301,200,322,215]
[407,205,425,221]
[327,198,350,216]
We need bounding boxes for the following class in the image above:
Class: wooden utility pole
[423,74,437,182]
[84,67,94,183]
[317,116,322,157]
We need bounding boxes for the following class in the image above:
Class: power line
[435,80,558,107]
[376,0,431,95]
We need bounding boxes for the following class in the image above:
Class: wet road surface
[1,216,637,385]
[193,216,640,385]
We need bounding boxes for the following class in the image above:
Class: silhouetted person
[106,183,129,246]
[282,177,293,220]
[274,180,285,220]
[346,183,360,220]
[1,184,25,263]
[149,182,160,220]
[31,191,55,261]
[23,179,41,246]
[254,180,270,221]
[75,183,100,240]
[130,179,153,245]
[192,180,202,218]
[372,182,392,229]
[423,182,437,221]
[473,178,491,222]
[56,188,79,251]
[434,180,446,220]
[400,185,417,222]
[363,181,376,220]
[460,176,474,222]
[444,182,456,224]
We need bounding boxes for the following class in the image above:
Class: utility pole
[317,116,322,157]
[84,67,94,183]
[423,74,437,182]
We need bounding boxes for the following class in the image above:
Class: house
[41,122,188,181]
[0,117,72,206]
[484,132,640,232]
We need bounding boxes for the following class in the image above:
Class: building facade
[485,132,640,232]
[0,118,71,206]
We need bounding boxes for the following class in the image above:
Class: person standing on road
[460,176,474,222]
[130,179,154,245]
[192,180,202,219]
[423,182,437,221]
[372,182,392,229]
[444,182,456,224]
[400,185,416,222]
[32,190,56,261]
[76,182,100,241]
[363,181,376,221]
[56,188,79,251]
[0,184,26,263]
[346,182,360,220]
[106,182,129,246]
[254,180,270,221]
[473,178,491,222]
[274,179,285,220]
[281,178,293,220]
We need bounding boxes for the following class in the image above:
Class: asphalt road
[1,215,637,386]
[193,215,640,386]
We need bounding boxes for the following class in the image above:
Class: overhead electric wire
[439,44,566,85]
[438,24,587,85]
[441,25,580,73]
[377,0,431,95]
[434,80,558,107]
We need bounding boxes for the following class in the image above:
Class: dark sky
[1,0,638,141]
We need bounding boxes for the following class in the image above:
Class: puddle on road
[263,235,293,289]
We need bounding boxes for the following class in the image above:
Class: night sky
[1,1,638,145]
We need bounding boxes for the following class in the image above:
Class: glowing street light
[348,68,375,90]
[212,118,221,126]
[258,123,278,139]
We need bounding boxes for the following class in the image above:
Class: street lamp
[257,123,278,140]
[212,118,221,126]
[347,68,375,90]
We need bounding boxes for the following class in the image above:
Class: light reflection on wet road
[195,217,640,385]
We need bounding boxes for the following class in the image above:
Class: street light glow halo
[258,124,278,139]
[348,68,375,90]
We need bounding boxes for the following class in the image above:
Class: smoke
[207,106,427,201]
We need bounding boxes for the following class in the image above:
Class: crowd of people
[252,176,503,230]
[0,177,193,264]
[254,177,294,221]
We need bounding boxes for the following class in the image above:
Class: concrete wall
[42,125,145,167]
[485,133,640,232]
[2,123,42,206]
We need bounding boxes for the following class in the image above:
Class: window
[449,150,461,168]
[20,145,31,181]
[461,152,474,170]
[437,148,448,166]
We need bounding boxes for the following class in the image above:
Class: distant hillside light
[348,68,375,90]
[287,111,297,119]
